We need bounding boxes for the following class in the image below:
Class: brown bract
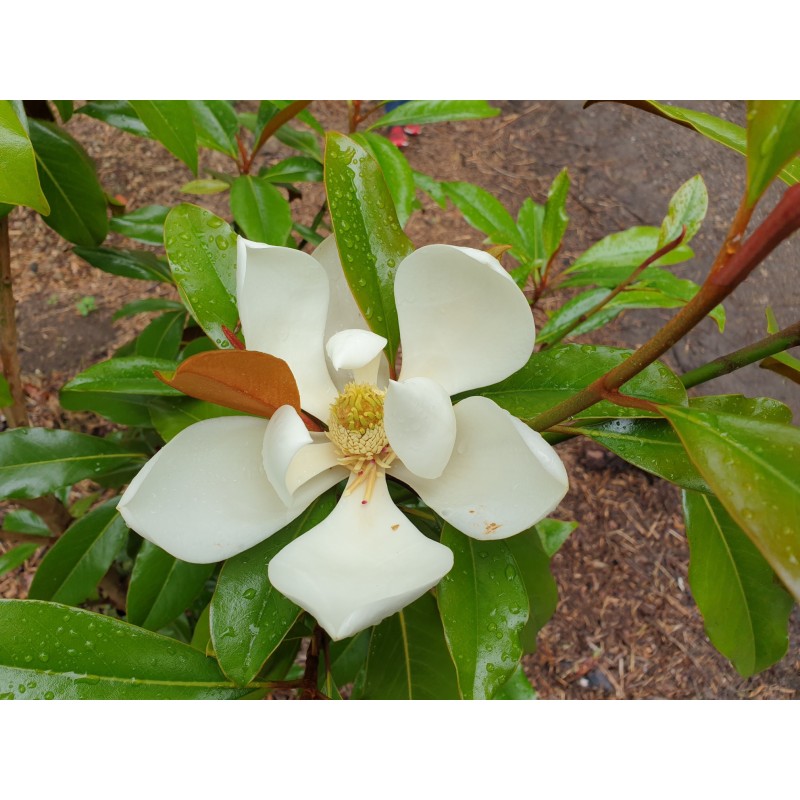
[156,350,300,418]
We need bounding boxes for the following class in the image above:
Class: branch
[244,101,312,174]
[529,182,800,431]
[681,320,800,389]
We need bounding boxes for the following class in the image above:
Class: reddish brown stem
[244,101,312,174]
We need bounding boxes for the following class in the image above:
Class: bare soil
[2,101,798,698]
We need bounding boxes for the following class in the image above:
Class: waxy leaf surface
[0,100,49,213]
[746,101,800,206]
[109,204,169,246]
[129,101,198,174]
[230,176,293,245]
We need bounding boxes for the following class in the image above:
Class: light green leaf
[180,179,230,195]
[683,491,792,676]
[188,100,239,158]
[0,600,253,699]
[28,119,107,245]
[164,204,238,348]
[211,492,337,686]
[230,176,293,245]
[28,500,128,605]
[660,406,800,602]
[443,181,524,251]
[0,100,49,213]
[0,375,12,407]
[127,541,214,631]
[0,544,40,577]
[746,101,800,206]
[543,168,570,259]
[536,518,578,557]
[659,174,708,246]
[324,132,413,367]
[1,508,51,536]
[108,204,169,246]
[368,100,499,130]
[129,101,198,174]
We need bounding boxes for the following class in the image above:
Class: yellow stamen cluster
[327,382,396,504]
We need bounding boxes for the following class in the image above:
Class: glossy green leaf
[660,405,800,601]
[62,356,182,396]
[439,525,529,698]
[327,630,370,687]
[465,344,686,422]
[536,518,578,557]
[135,311,186,360]
[0,428,145,500]
[188,100,239,158]
[108,204,169,246]
[683,491,792,676]
[494,664,537,699]
[211,492,337,686]
[73,245,172,282]
[746,101,800,206]
[564,226,694,279]
[0,100,49,213]
[368,100,499,130]
[79,101,151,137]
[148,396,245,442]
[180,179,230,195]
[543,168,570,259]
[659,174,708,246]
[28,500,128,605]
[352,132,416,227]
[164,204,238,348]
[357,592,460,699]
[60,390,156,427]
[261,156,323,184]
[689,394,793,423]
[504,528,558,654]
[1,508,50,536]
[230,176,293,245]
[325,132,413,366]
[443,181,524,251]
[51,101,73,122]
[0,375,11,407]
[0,599,253,699]
[129,101,198,174]
[275,125,322,161]
[28,119,107,245]
[127,541,214,631]
[0,544,40,576]
[113,297,184,320]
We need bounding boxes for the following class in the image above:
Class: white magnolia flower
[118,236,568,640]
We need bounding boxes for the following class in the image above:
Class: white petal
[395,244,535,394]
[312,235,369,341]
[268,473,454,641]
[262,405,346,504]
[392,396,568,540]
[384,378,456,479]
[326,329,387,371]
[118,417,328,563]
[237,236,337,420]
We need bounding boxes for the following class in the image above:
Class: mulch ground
[1,101,797,698]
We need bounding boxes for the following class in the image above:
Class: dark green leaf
[543,168,570,259]
[188,100,239,158]
[0,375,11,407]
[113,297,184,320]
[659,174,708,246]
[127,541,214,631]
[135,311,186,360]
[129,101,198,174]
[536,518,578,557]
[443,181,524,251]
[0,100,49,213]
[746,101,800,206]
[190,603,212,654]
[325,132,414,366]
[73,245,172,283]
[148,396,245,442]
[28,119,107,245]
[51,101,73,122]
[352,132,416,227]
[439,526,529,698]
[368,100,499,130]
[275,126,322,160]
[327,630,370,687]
[61,356,182,396]
[0,428,145,500]
[683,491,792,676]
[0,599,253,699]
[164,204,238,348]
[230,176,293,245]
[660,406,800,602]
[465,344,687,422]
[28,500,127,605]
[60,390,157,427]
[108,204,169,246]
[357,592,460,699]
[0,544,40,576]
[504,528,558,653]
[493,664,537,699]
[0,202,13,219]
[79,101,152,137]
[211,492,337,686]
[261,156,323,184]
[2,509,50,536]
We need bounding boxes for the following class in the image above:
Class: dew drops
[242,588,257,600]
[44,691,55,700]
[505,565,516,581]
